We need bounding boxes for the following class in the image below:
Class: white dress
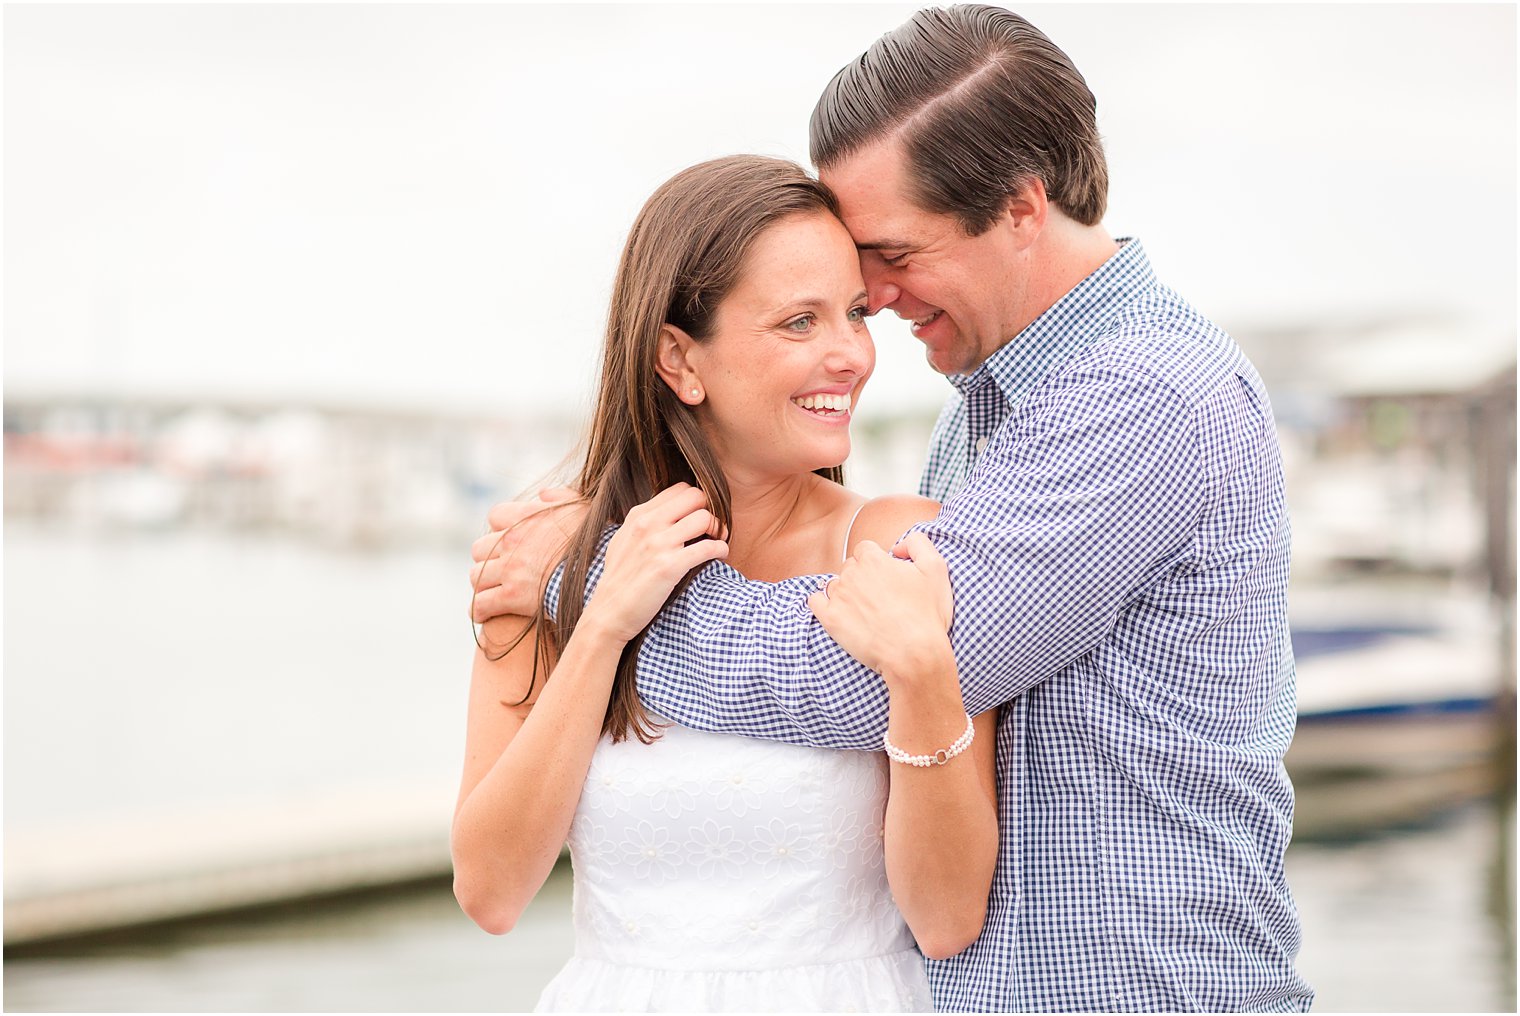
[534,719,932,1012]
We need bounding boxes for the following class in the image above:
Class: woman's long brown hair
[484,155,843,744]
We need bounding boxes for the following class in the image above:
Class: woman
[451,155,997,1012]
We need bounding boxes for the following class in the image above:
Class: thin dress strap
[841,501,868,563]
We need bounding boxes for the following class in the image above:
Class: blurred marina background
[4,3,1515,1012]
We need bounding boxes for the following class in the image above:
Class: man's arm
[922,366,1204,714]
[631,364,1207,748]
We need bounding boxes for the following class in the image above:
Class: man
[472,6,1312,1011]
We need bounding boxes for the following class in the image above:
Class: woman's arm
[451,483,727,934]
[810,498,998,959]
[884,693,998,960]
[451,608,626,934]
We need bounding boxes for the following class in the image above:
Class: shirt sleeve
[634,562,888,750]
[631,361,1206,748]
[923,364,1205,715]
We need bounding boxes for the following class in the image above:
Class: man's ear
[656,324,705,405]
[1004,176,1049,249]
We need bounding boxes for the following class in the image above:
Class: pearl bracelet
[883,713,975,767]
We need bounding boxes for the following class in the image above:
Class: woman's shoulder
[846,494,941,555]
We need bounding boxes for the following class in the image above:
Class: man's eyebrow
[853,240,912,251]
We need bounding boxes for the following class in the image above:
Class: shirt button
[974,436,989,455]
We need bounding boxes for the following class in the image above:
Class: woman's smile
[789,386,856,422]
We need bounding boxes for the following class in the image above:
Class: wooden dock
[4,786,453,946]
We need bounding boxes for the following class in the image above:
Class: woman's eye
[848,306,867,324]
[786,315,815,333]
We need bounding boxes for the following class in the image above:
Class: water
[4,523,467,833]
[1289,790,1514,1012]
[4,527,1514,1011]
[1,869,572,1012]
[5,792,1513,1012]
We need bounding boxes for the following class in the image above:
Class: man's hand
[469,487,587,622]
[807,533,955,686]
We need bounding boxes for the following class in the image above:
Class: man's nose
[866,280,902,316]
[861,261,901,315]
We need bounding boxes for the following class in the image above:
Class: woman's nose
[827,320,874,377]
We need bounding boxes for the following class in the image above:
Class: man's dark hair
[809,4,1108,234]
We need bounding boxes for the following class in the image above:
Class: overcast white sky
[5,3,1515,415]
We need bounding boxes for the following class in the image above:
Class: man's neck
[1017,220,1119,338]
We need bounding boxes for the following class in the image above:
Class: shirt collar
[948,237,1156,405]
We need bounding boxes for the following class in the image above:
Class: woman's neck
[721,470,834,577]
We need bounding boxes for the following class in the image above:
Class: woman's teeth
[791,393,851,413]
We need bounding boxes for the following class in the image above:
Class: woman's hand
[582,483,729,643]
[807,531,954,686]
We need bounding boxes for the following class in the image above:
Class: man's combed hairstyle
[809,4,1108,234]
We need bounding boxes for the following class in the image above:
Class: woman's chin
[803,438,851,474]
[723,432,852,479]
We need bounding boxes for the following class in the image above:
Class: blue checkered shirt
[596,240,1310,1011]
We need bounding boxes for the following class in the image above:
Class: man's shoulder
[1056,286,1249,406]
[920,390,970,501]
